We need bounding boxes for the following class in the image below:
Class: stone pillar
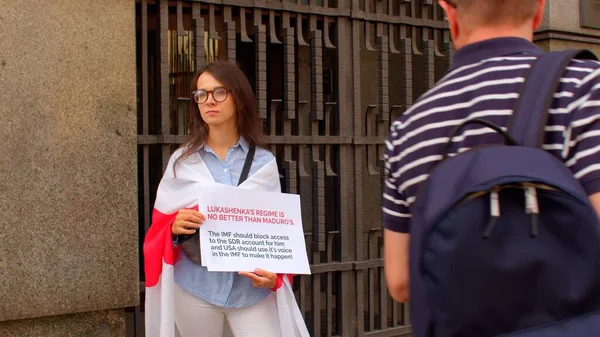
[0,1,138,336]
[535,0,600,55]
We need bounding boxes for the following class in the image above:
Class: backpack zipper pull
[483,188,500,239]
[524,184,539,237]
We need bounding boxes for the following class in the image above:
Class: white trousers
[174,284,282,337]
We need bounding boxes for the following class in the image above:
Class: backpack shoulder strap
[237,146,256,186]
[508,49,598,148]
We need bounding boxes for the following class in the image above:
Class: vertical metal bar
[326,232,338,337]
[424,39,435,91]
[410,1,423,56]
[141,0,148,137]
[177,0,188,37]
[369,248,375,331]
[377,33,389,132]
[310,28,325,337]
[282,24,298,199]
[399,0,410,38]
[399,31,416,332]
[139,3,150,336]
[370,231,381,331]
[282,11,291,29]
[298,102,310,178]
[379,236,388,330]
[389,24,401,54]
[224,5,232,22]
[324,103,337,176]
[352,15,365,337]
[188,24,193,99]
[254,23,267,119]
[310,30,325,250]
[296,14,309,46]
[282,14,294,183]
[193,3,205,72]
[240,8,253,43]
[285,159,298,195]
[366,105,379,176]
[375,38,389,271]
[445,30,455,69]
[160,0,171,171]
[334,4,357,334]
[375,0,383,13]
[403,302,411,326]
[208,4,222,40]
[226,21,236,63]
[365,22,376,51]
[323,17,336,49]
[269,11,282,44]
[311,161,324,336]
[309,13,317,32]
[392,298,399,327]
[381,179,387,331]
[135,302,143,337]
[310,30,324,124]
[300,273,308,318]
[141,0,149,212]
[283,27,296,123]
[431,0,446,60]
[400,38,413,113]
[223,6,236,64]
[178,100,185,135]
[174,31,179,100]
[269,100,281,138]
[327,271,334,337]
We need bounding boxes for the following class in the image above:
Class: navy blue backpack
[409,50,600,337]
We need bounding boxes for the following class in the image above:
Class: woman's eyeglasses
[193,87,230,104]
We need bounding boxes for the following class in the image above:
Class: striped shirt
[383,37,600,233]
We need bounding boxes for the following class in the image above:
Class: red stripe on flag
[143,206,198,287]
[273,274,294,291]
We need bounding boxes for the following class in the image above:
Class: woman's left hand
[238,268,277,289]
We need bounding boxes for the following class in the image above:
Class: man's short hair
[450,0,538,28]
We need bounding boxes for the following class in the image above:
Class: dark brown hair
[174,61,266,171]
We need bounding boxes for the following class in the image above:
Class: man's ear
[439,1,459,45]
[532,0,546,30]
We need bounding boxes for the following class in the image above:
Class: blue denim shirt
[173,137,276,308]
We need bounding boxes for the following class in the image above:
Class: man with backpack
[383,0,600,336]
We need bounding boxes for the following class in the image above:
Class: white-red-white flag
[143,149,310,337]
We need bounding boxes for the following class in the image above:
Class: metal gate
[131,1,451,336]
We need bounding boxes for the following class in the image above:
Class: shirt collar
[237,136,249,153]
[198,136,249,154]
[450,37,544,71]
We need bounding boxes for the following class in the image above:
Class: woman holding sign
[143,61,309,337]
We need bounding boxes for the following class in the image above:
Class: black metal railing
[132,1,450,336]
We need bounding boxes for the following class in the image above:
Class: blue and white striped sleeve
[382,129,411,233]
[563,65,600,195]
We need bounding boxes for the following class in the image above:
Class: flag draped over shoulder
[143,148,310,337]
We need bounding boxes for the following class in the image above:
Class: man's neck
[456,26,533,50]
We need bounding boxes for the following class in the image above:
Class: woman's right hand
[172,209,206,235]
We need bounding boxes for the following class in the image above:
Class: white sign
[198,186,311,275]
